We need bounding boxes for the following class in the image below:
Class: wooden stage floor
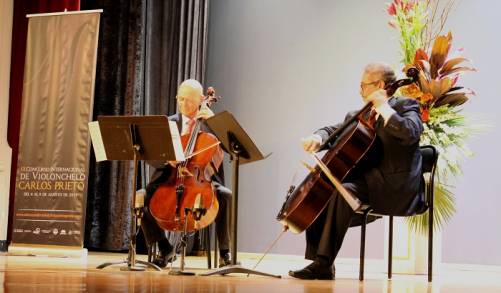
[1,251,501,292]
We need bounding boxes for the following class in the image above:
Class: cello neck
[183,86,220,157]
[318,102,372,150]
[184,119,202,157]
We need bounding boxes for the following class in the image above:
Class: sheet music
[169,121,185,162]
[88,121,107,162]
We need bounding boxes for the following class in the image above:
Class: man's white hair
[363,62,396,85]
[178,79,203,96]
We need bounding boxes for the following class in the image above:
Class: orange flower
[401,83,423,98]
[419,92,434,105]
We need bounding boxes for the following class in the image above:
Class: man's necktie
[368,109,378,126]
[186,118,196,135]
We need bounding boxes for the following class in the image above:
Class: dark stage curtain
[7,0,81,243]
[81,0,210,251]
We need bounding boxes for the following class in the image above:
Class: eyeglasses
[176,96,197,103]
[360,80,381,89]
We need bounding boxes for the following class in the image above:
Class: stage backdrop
[10,10,101,252]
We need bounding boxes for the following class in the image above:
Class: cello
[276,67,419,234]
[149,87,223,232]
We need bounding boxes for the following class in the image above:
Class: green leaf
[405,182,456,235]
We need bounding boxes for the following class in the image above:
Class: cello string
[285,161,305,190]
[184,141,221,160]
[177,119,201,180]
[311,153,362,211]
[179,92,213,175]
[289,168,298,187]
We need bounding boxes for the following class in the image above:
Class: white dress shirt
[181,115,196,135]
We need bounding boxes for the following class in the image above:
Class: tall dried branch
[422,0,458,52]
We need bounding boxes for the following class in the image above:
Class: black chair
[358,145,439,282]
[146,224,217,269]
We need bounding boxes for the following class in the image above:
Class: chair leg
[214,227,219,268]
[205,226,211,269]
[388,216,393,279]
[428,204,433,282]
[147,242,156,263]
[214,226,219,268]
[359,209,371,281]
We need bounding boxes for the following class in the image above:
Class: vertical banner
[10,10,101,250]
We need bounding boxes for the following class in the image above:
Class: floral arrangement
[386,0,482,233]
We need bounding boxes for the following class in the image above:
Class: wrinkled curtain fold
[82,0,209,251]
[144,0,209,115]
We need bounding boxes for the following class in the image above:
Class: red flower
[420,106,429,122]
[386,2,397,15]
[386,0,417,16]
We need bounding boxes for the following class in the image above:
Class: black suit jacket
[314,97,424,215]
[147,113,225,193]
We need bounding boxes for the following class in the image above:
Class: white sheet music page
[169,120,185,162]
[88,121,107,162]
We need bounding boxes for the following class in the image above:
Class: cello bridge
[179,166,193,177]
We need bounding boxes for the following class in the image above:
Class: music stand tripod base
[169,270,196,276]
[199,264,281,278]
[97,260,162,271]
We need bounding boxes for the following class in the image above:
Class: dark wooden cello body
[277,68,419,233]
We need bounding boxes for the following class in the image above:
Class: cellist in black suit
[289,62,424,280]
[141,79,233,268]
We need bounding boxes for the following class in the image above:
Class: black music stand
[200,111,280,278]
[89,115,184,271]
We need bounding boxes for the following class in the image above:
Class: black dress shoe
[288,262,335,280]
[152,248,176,268]
[219,252,232,267]
[218,252,241,267]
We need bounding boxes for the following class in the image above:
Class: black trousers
[141,181,232,251]
[305,178,375,263]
